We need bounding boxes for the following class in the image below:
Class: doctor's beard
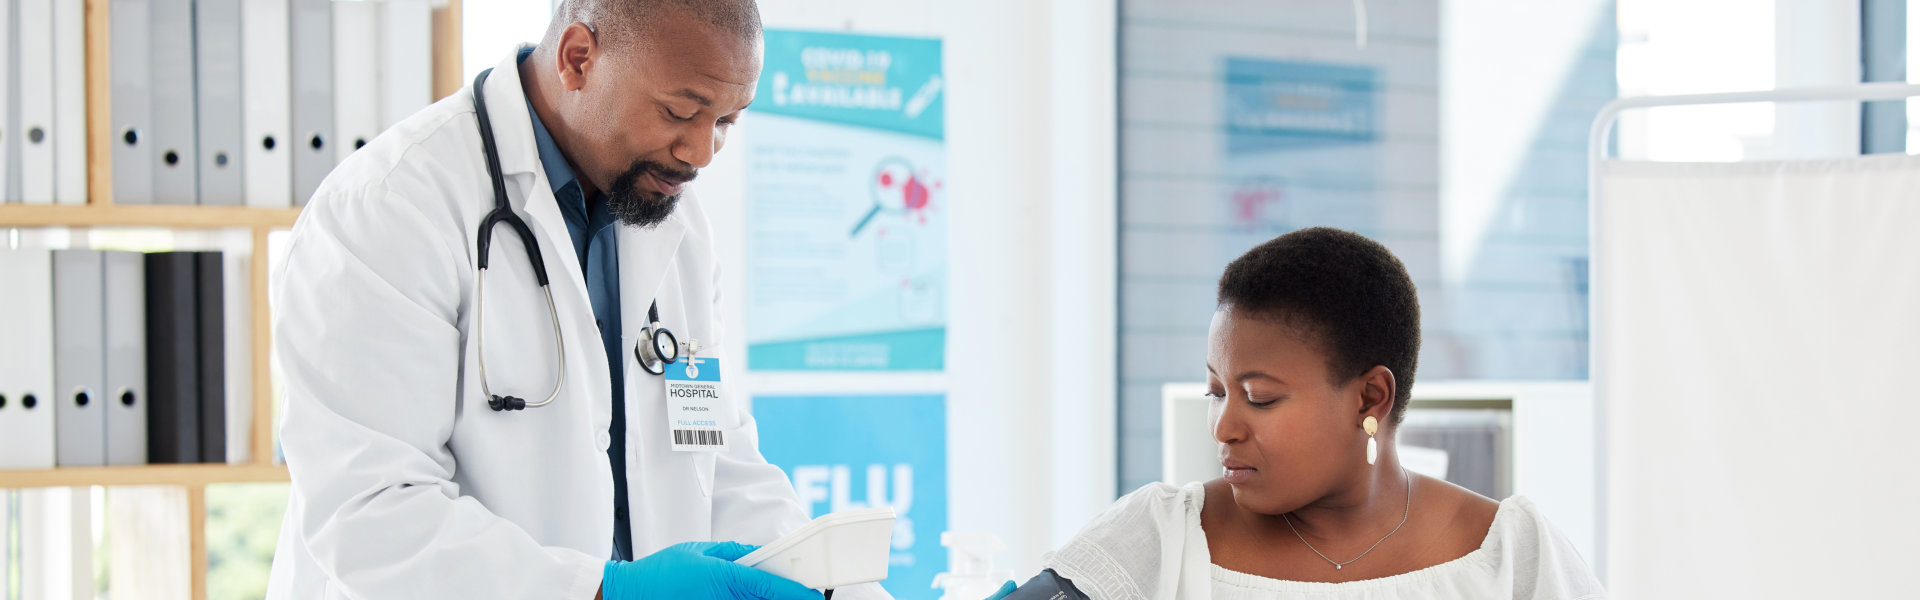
[606,159,695,229]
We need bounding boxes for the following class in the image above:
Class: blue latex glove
[984,580,1017,600]
[601,541,823,600]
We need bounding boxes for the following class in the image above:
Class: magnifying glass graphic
[850,157,926,237]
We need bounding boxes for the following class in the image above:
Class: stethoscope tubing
[473,67,568,411]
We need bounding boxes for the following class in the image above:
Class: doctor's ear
[555,22,599,91]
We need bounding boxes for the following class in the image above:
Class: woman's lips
[1222,459,1257,484]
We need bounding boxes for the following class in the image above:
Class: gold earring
[1363,416,1379,466]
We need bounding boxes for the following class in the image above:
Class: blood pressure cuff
[1003,569,1092,600]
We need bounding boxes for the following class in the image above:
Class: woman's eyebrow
[1204,363,1285,385]
[1235,370,1284,385]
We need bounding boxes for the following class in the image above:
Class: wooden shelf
[0,463,289,489]
[30,0,461,596]
[0,204,301,230]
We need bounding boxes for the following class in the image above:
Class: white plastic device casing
[738,507,897,590]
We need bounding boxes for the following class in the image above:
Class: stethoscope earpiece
[488,395,527,411]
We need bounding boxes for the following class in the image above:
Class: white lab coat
[266,50,875,599]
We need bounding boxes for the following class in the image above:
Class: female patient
[1001,228,1604,600]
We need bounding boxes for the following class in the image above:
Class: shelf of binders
[3,0,461,227]
[0,0,467,485]
[0,0,465,598]
[0,247,280,483]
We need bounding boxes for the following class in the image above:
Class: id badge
[665,357,729,452]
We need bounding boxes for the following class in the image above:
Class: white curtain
[1598,154,1920,597]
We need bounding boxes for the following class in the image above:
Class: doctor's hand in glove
[600,541,823,600]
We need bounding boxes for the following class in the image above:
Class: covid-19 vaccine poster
[753,394,946,599]
[743,30,948,371]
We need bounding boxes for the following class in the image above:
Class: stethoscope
[471,68,684,412]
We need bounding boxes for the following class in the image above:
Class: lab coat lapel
[618,208,689,365]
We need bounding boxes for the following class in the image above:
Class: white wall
[461,0,559,82]
[1773,0,1862,158]
[698,0,1119,575]
[1440,0,1614,284]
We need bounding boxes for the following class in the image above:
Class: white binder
[242,0,293,209]
[108,0,154,205]
[333,0,381,162]
[53,249,106,467]
[0,248,57,469]
[220,246,253,463]
[380,0,435,128]
[1,0,14,204]
[104,251,148,465]
[17,0,56,204]
[148,0,198,205]
[51,0,85,205]
[195,0,245,206]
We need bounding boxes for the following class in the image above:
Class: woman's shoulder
[1488,496,1609,598]
[1049,482,1202,569]
[1072,481,1201,539]
[1487,496,1567,548]
[1120,480,1199,501]
[1120,480,1203,510]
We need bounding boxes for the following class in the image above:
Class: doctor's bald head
[544,0,764,51]
[526,0,764,228]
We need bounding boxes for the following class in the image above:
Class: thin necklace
[1282,468,1412,571]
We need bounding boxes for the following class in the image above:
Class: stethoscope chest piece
[635,303,679,376]
[636,326,678,375]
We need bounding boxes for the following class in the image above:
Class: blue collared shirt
[519,48,634,561]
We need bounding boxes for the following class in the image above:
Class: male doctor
[266,1,887,598]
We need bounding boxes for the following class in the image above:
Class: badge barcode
[673,429,725,446]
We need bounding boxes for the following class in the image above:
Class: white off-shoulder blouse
[1042,482,1607,600]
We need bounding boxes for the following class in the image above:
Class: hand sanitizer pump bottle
[931,532,1013,600]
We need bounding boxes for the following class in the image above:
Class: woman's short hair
[1216,227,1421,424]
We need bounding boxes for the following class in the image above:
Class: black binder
[144,252,200,463]
[196,252,227,463]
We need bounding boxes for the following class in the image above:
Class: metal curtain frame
[1585,81,1920,580]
